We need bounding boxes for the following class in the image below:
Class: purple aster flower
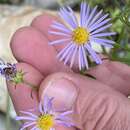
[16,95,74,130]
[0,59,17,81]
[49,2,116,70]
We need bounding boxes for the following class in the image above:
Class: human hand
[7,14,130,130]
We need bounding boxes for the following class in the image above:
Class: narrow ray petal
[16,116,36,121]
[56,115,72,122]
[66,6,78,27]
[81,45,89,69]
[39,102,44,114]
[46,97,54,113]
[88,9,103,27]
[43,95,50,113]
[91,23,112,35]
[31,126,38,130]
[91,32,116,37]
[59,44,74,61]
[64,45,75,65]
[80,2,87,26]
[57,42,73,58]
[85,6,98,27]
[78,47,82,70]
[84,4,90,26]
[49,31,70,37]
[49,38,71,45]
[22,122,36,130]
[50,128,55,130]
[51,21,71,33]
[90,19,111,33]
[56,120,74,127]
[90,39,113,48]
[59,7,77,29]
[91,37,115,44]
[70,45,78,68]
[60,110,73,116]
[85,44,102,64]
[20,111,38,119]
[88,13,109,30]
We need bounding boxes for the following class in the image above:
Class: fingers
[88,60,130,96]
[39,72,130,130]
[11,26,71,76]
[31,13,71,53]
[31,13,58,40]
[7,62,43,113]
[11,13,130,97]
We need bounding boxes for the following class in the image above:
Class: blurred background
[0,0,130,130]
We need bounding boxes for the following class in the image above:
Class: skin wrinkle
[75,80,115,130]
[102,95,130,130]
[94,95,118,130]
[106,109,127,130]
[83,95,108,130]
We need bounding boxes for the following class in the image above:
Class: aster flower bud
[0,59,38,98]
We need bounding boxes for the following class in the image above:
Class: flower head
[16,95,74,130]
[49,2,116,70]
[0,59,24,84]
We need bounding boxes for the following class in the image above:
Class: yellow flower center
[72,27,89,45]
[37,114,54,130]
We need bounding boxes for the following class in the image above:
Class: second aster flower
[49,2,116,70]
[0,59,24,84]
[16,95,74,130]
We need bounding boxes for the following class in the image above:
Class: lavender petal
[60,110,73,116]
[88,9,103,28]
[88,13,109,31]
[49,38,71,45]
[39,102,44,114]
[57,42,73,58]
[66,6,78,27]
[51,21,71,33]
[90,39,113,48]
[59,7,77,29]
[70,45,78,68]
[21,122,36,130]
[85,44,102,64]
[20,111,38,119]
[91,37,115,44]
[16,116,36,121]
[91,32,116,37]
[80,2,87,26]
[31,126,38,130]
[50,128,55,130]
[59,44,74,61]
[64,45,75,65]
[49,31,70,37]
[78,47,82,70]
[84,4,90,27]
[56,120,74,127]
[81,45,89,69]
[43,95,50,114]
[85,6,97,27]
[90,18,111,33]
[91,23,112,35]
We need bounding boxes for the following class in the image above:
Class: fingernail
[42,78,78,111]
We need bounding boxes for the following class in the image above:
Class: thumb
[39,72,130,130]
